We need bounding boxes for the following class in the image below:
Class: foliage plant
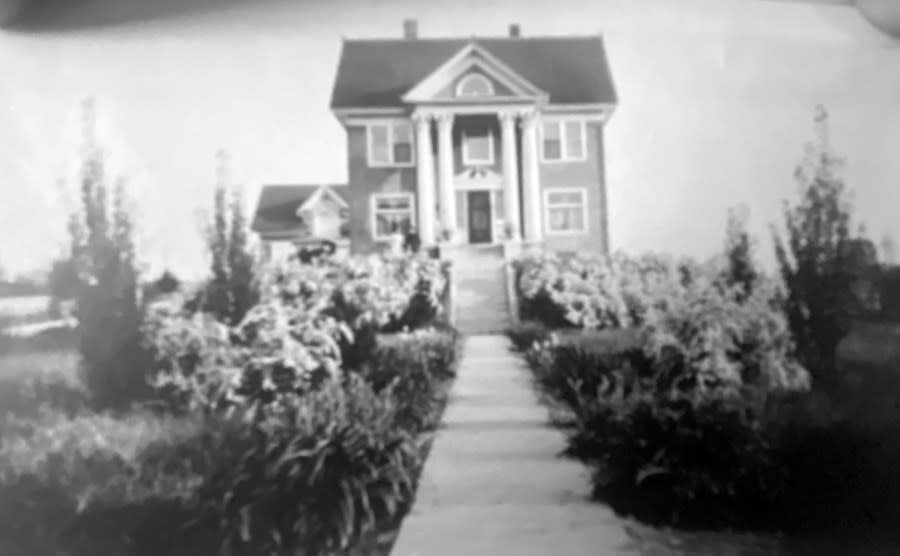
[1,250,458,555]
[60,106,152,410]
[517,240,812,531]
[514,250,632,329]
[773,106,878,389]
[720,204,759,302]
[505,320,551,352]
[202,150,260,326]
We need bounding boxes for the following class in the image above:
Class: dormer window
[456,73,494,98]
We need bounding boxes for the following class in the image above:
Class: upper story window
[368,121,414,167]
[540,119,587,163]
[462,129,495,166]
[456,73,495,98]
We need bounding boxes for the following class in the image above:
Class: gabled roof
[330,35,617,109]
[251,184,347,236]
[402,42,546,103]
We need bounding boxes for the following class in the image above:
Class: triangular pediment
[296,185,348,216]
[403,43,546,104]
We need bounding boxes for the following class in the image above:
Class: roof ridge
[342,34,605,43]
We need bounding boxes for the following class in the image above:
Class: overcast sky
[1,0,899,279]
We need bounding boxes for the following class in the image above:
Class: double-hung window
[368,122,414,167]
[540,119,586,163]
[372,193,415,240]
[462,128,494,166]
[544,188,588,235]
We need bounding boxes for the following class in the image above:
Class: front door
[467,190,492,244]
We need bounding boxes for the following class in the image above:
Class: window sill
[545,229,588,237]
[539,156,589,165]
[368,161,416,169]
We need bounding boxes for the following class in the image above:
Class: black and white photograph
[1,0,899,554]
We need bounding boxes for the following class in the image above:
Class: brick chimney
[403,19,418,39]
[508,24,521,38]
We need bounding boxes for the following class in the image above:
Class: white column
[413,111,436,245]
[520,110,543,242]
[499,110,521,241]
[436,113,457,242]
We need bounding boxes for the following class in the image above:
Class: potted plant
[440,226,455,243]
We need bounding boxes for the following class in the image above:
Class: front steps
[447,245,511,335]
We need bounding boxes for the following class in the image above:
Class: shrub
[720,204,759,302]
[202,151,260,326]
[0,326,459,555]
[364,328,459,432]
[773,106,875,389]
[521,265,812,531]
[506,320,551,352]
[203,376,422,556]
[876,265,900,322]
[63,122,152,410]
[515,251,631,330]
[568,388,786,529]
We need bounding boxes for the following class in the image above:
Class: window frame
[370,192,416,241]
[455,73,495,98]
[366,120,416,168]
[461,128,495,167]
[539,118,588,164]
[543,187,589,236]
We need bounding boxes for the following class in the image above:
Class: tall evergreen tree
[773,105,868,390]
[202,149,259,325]
[721,204,758,302]
[67,98,151,408]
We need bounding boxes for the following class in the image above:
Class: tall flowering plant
[144,252,449,414]
[515,251,631,329]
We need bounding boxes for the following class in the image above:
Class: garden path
[389,334,636,556]
[389,335,806,555]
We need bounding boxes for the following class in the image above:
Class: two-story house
[253,20,617,257]
[331,20,617,254]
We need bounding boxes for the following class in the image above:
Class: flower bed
[513,250,701,330]
[0,252,458,556]
[510,250,825,532]
[511,251,900,538]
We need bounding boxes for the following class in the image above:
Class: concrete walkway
[390,335,636,556]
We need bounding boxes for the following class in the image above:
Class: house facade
[331,20,617,254]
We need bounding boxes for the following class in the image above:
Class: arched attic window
[456,73,494,98]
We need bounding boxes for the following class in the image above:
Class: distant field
[0,295,51,330]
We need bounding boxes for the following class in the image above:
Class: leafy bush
[875,265,900,322]
[506,320,551,352]
[515,251,631,329]
[521,261,812,531]
[720,204,759,302]
[514,250,718,331]
[364,328,459,432]
[201,376,422,556]
[0,328,459,555]
[567,388,786,530]
[145,252,450,414]
[773,106,876,389]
